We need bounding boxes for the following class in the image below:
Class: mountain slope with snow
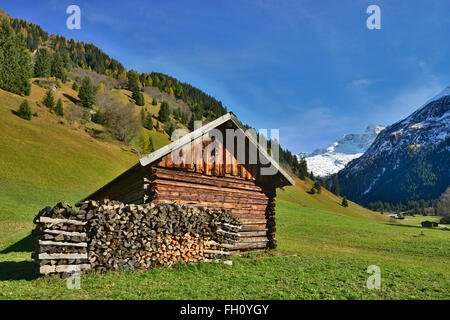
[301,125,385,177]
[339,86,450,205]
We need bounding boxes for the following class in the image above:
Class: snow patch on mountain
[299,124,385,177]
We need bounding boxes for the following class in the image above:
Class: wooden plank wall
[155,130,264,183]
[145,166,275,250]
[89,166,146,205]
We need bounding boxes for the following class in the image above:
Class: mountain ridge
[339,86,450,204]
[300,124,385,177]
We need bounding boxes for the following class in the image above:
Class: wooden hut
[81,112,295,250]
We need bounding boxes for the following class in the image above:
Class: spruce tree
[313,181,322,194]
[134,90,145,106]
[34,48,51,77]
[342,197,349,207]
[55,98,64,116]
[331,175,340,196]
[51,52,64,79]
[0,22,32,96]
[158,101,170,123]
[78,76,95,108]
[148,137,154,153]
[43,89,55,110]
[146,113,153,130]
[17,99,32,120]
[152,97,157,105]
[72,81,78,91]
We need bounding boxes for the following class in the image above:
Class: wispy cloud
[350,79,374,87]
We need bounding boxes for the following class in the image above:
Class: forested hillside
[0,10,304,179]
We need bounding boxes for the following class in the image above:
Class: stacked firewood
[266,191,277,249]
[77,200,241,273]
[32,202,90,277]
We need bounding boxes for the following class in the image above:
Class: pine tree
[55,98,63,116]
[146,113,153,130]
[342,197,349,207]
[34,48,51,77]
[148,136,154,153]
[313,181,322,194]
[17,99,32,120]
[51,52,64,79]
[43,89,55,110]
[158,101,170,123]
[72,81,78,91]
[78,76,95,108]
[152,97,157,106]
[166,122,175,137]
[0,22,32,96]
[309,171,315,180]
[134,90,145,106]
[331,175,340,196]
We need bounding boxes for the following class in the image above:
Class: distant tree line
[367,199,441,215]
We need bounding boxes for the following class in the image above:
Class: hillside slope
[0,85,140,247]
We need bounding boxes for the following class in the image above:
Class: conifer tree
[0,22,32,96]
[43,89,55,110]
[158,101,170,123]
[152,97,157,105]
[342,197,349,207]
[17,99,32,120]
[55,98,63,116]
[331,175,340,196]
[78,76,95,108]
[72,81,78,91]
[34,48,51,77]
[146,113,153,130]
[148,136,154,153]
[51,52,64,80]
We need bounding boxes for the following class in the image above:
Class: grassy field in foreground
[0,87,449,299]
[0,178,448,300]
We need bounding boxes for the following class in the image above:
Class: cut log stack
[266,191,277,249]
[32,202,90,277]
[77,200,241,273]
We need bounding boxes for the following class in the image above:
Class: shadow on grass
[385,223,422,229]
[63,93,79,105]
[0,261,35,281]
[0,234,33,254]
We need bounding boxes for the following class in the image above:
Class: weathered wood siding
[87,165,146,205]
[145,166,276,250]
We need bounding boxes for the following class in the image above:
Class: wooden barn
[81,112,295,251]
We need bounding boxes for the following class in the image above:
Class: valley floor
[0,189,448,300]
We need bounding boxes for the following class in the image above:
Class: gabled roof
[140,112,295,186]
[80,113,294,203]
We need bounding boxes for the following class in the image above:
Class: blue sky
[2,0,450,153]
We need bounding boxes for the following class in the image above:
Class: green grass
[0,87,449,300]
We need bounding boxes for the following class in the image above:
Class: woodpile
[32,202,90,277]
[78,200,241,273]
[265,191,277,249]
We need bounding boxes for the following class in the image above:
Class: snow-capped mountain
[339,86,450,205]
[300,124,385,177]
